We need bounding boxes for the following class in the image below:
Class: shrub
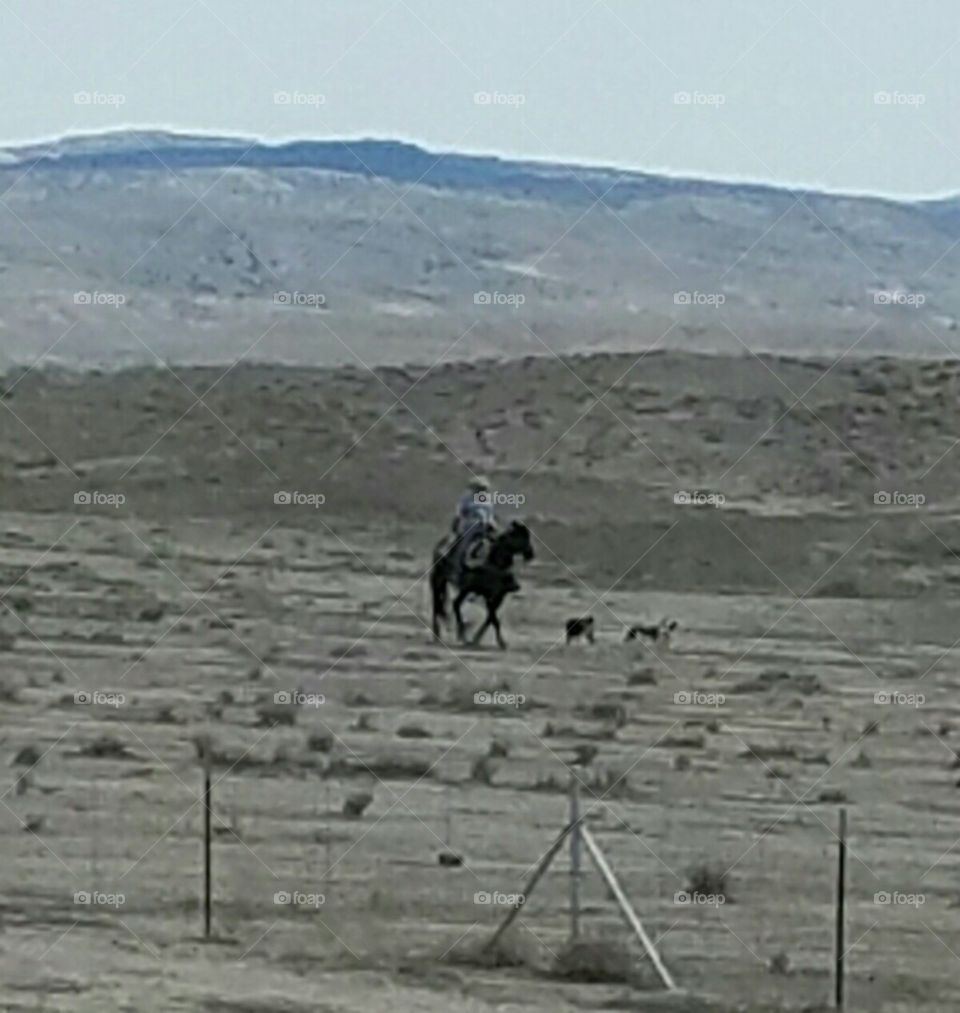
[553,939,660,989]
[307,731,333,752]
[343,792,373,818]
[396,724,432,739]
[685,862,729,900]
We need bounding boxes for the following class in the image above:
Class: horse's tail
[435,575,448,619]
[430,546,450,620]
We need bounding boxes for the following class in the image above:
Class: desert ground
[2,348,960,1011]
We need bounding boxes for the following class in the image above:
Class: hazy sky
[3,0,958,197]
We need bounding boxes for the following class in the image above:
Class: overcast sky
[2,0,958,197]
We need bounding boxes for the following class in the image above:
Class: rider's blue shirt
[456,491,494,534]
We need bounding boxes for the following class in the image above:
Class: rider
[451,476,496,570]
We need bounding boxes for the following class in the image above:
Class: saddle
[444,527,492,583]
[463,533,491,569]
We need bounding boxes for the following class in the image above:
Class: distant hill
[1,131,860,206]
[0,130,958,371]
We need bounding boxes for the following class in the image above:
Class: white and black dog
[624,618,678,646]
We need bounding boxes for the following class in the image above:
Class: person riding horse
[431,488,534,648]
[450,476,496,576]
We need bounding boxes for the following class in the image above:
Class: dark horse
[430,521,534,649]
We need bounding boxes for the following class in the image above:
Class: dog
[565,616,595,644]
[624,618,678,646]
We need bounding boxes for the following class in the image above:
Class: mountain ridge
[1,129,959,371]
[4,129,954,214]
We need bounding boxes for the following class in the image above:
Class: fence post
[484,820,576,954]
[835,807,847,1008]
[202,756,213,938]
[325,782,332,878]
[581,827,676,991]
[569,776,582,941]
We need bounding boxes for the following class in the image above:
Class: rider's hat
[469,476,490,492]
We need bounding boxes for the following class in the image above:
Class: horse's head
[503,520,534,562]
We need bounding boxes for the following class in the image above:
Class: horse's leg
[429,562,447,642]
[431,581,442,642]
[452,588,469,642]
[471,597,493,646]
[472,593,506,649]
[489,594,507,650]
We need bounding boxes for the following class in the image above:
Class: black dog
[624,618,678,645]
[565,616,595,644]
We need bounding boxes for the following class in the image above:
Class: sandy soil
[1,350,959,1011]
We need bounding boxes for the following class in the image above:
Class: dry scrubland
[1,349,960,1011]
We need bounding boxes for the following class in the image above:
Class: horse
[430,520,534,649]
